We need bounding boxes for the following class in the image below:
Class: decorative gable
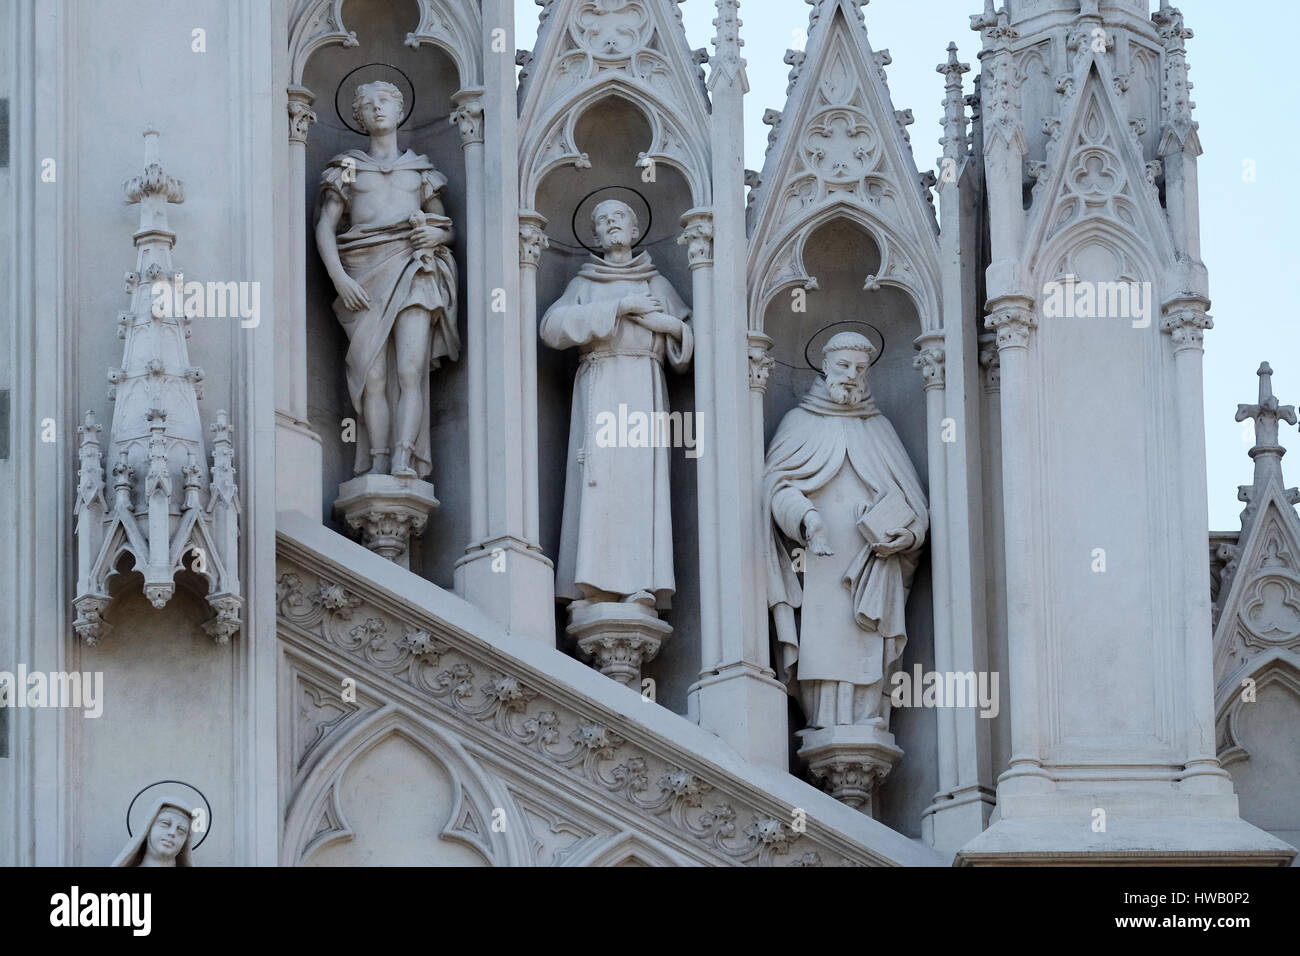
[518,0,713,206]
[747,0,940,327]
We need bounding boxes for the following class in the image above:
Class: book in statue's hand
[856,487,913,546]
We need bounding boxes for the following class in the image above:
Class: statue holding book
[763,331,928,734]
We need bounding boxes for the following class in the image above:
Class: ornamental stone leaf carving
[276,560,878,866]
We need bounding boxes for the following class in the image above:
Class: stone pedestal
[333,475,440,571]
[798,724,904,819]
[566,599,672,687]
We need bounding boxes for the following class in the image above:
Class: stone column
[686,0,788,769]
[451,90,488,547]
[746,330,775,667]
[984,300,1048,795]
[922,43,996,854]
[276,84,325,518]
[518,212,548,548]
[977,335,1010,780]
[453,1,556,644]
[1163,300,1222,787]
[913,332,957,807]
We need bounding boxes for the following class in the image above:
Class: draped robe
[319,148,459,477]
[540,253,693,607]
[764,379,928,707]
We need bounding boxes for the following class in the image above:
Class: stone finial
[1153,3,1197,152]
[938,42,971,162]
[1236,363,1297,491]
[709,0,748,90]
[74,130,242,645]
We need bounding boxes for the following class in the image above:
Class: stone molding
[276,514,941,867]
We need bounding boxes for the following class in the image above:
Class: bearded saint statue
[763,331,928,731]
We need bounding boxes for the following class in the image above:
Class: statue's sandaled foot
[392,442,418,479]
[360,449,392,476]
[623,590,656,608]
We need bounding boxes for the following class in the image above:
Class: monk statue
[764,331,928,732]
[112,796,195,866]
[316,80,459,480]
[541,199,693,612]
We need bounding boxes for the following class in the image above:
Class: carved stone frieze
[275,560,887,866]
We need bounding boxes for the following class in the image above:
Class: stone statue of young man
[540,199,693,682]
[316,80,459,480]
[764,331,928,732]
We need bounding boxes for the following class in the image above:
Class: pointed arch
[520,79,711,207]
[1024,63,1175,277]
[1216,652,1300,769]
[747,0,940,334]
[289,0,482,89]
[751,200,937,333]
[282,707,523,866]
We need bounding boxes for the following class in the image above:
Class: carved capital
[450,92,485,146]
[678,209,714,268]
[747,332,775,393]
[287,86,317,146]
[913,338,946,391]
[334,477,440,569]
[567,600,672,687]
[1161,305,1213,353]
[985,305,1037,350]
[73,595,114,646]
[202,594,242,645]
[519,212,550,268]
[978,335,1002,391]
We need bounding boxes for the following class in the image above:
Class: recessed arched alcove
[301,0,470,589]
[759,216,937,836]
[532,94,701,715]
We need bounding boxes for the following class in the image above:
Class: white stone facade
[1,0,1295,866]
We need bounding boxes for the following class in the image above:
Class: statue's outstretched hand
[335,273,371,312]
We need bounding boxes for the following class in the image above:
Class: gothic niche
[301,0,470,585]
[759,217,935,830]
[532,97,701,708]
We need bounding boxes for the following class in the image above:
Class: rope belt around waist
[580,347,661,365]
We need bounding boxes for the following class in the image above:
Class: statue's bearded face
[823,348,871,405]
[147,808,190,860]
[592,202,639,252]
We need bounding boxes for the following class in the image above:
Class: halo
[571,186,653,255]
[335,64,417,136]
[126,779,212,850]
[802,321,886,373]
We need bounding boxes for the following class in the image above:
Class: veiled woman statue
[111,796,195,867]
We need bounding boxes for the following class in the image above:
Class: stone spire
[73,129,242,645]
[1235,362,1299,525]
[938,41,970,165]
[1152,1,1197,153]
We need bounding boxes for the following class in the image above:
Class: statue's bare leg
[362,351,391,475]
[391,306,432,478]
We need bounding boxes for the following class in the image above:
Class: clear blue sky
[515,0,1297,530]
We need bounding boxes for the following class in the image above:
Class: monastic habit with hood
[764,350,928,728]
[541,250,693,608]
